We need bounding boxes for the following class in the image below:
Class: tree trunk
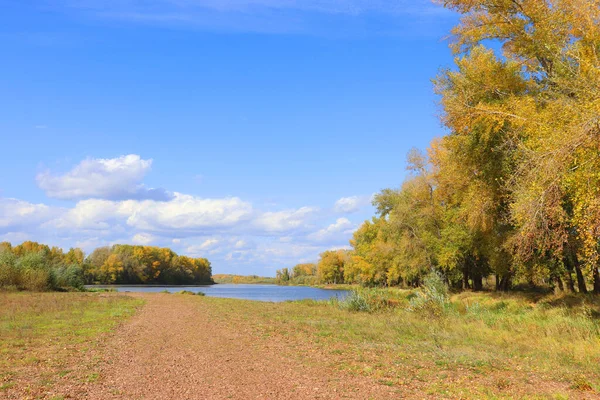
[565,269,575,292]
[574,263,588,294]
[472,274,483,291]
[553,275,565,292]
[463,266,470,290]
[593,266,600,295]
[498,274,511,292]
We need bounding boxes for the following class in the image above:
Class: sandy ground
[68,293,397,400]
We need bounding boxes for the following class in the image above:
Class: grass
[212,274,277,284]
[198,290,600,399]
[0,292,142,399]
[2,288,598,399]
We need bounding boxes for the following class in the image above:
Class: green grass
[198,290,600,399]
[212,274,277,284]
[0,292,142,398]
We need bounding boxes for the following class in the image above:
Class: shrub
[337,288,400,313]
[0,249,85,292]
[0,250,18,289]
[51,264,85,291]
[409,271,449,317]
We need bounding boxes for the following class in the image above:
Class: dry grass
[0,292,142,399]
[200,291,600,399]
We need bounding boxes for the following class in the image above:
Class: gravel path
[78,293,397,400]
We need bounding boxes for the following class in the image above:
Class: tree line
[0,241,213,291]
[279,0,600,293]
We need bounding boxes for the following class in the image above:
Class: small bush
[51,264,85,291]
[571,375,593,391]
[196,291,206,296]
[409,271,449,317]
[337,288,400,313]
[177,290,196,295]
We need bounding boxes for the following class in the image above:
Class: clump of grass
[177,290,196,295]
[571,375,594,391]
[336,288,402,313]
[409,271,449,317]
[159,290,171,294]
[196,291,206,296]
[86,288,116,293]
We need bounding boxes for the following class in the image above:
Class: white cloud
[126,194,253,232]
[36,154,171,201]
[253,206,318,232]
[132,233,155,245]
[1,153,377,274]
[0,198,58,230]
[333,195,371,213]
[200,238,219,250]
[0,232,30,243]
[47,193,254,235]
[234,239,249,249]
[308,217,354,242]
[328,245,352,251]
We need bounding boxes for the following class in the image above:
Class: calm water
[88,284,348,302]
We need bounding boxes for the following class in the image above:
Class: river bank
[1,291,599,399]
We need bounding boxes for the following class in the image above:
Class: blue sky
[0,0,457,275]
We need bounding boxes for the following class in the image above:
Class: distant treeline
[212,274,276,285]
[275,263,318,286]
[0,241,212,291]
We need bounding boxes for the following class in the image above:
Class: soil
[63,293,398,399]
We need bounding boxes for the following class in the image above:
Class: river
[87,284,349,302]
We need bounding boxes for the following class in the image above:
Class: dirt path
[73,294,397,400]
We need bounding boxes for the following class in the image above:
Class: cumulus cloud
[36,154,171,201]
[308,217,354,242]
[192,238,220,251]
[126,194,254,232]
[46,194,254,235]
[132,233,155,245]
[333,195,371,214]
[0,198,58,231]
[253,206,318,233]
[3,153,377,274]
[234,239,250,249]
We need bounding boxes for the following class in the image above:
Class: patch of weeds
[177,290,195,295]
[571,375,593,391]
[409,271,449,317]
[0,382,15,390]
[196,292,206,296]
[85,372,100,383]
[337,288,399,313]
[495,377,511,390]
